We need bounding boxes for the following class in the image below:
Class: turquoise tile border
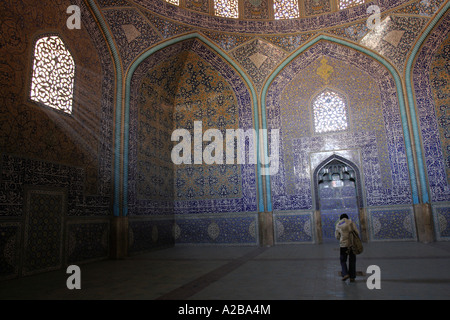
[87,0,123,216]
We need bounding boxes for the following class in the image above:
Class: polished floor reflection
[1,241,450,300]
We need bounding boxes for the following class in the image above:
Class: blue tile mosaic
[413,14,450,203]
[129,218,175,254]
[133,0,412,33]
[368,206,416,241]
[266,41,411,211]
[174,215,258,245]
[274,212,314,243]
[127,39,258,217]
[432,204,450,240]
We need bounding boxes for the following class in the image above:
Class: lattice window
[312,90,348,134]
[273,0,300,19]
[30,35,75,114]
[165,0,180,5]
[339,0,365,10]
[214,0,239,18]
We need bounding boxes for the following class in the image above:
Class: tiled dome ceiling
[129,0,414,33]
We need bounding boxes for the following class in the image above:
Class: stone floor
[1,241,450,300]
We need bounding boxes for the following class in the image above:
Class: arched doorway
[313,155,364,243]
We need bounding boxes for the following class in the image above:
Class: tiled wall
[119,2,449,244]
[265,40,416,242]
[127,39,258,246]
[0,0,114,280]
[432,203,450,241]
[367,206,416,241]
[1,0,449,282]
[274,211,315,244]
[413,13,450,241]
[413,14,450,203]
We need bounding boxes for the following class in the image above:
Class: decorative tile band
[174,213,258,245]
[274,211,315,244]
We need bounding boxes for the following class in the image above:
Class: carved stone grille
[338,0,365,10]
[165,0,180,5]
[312,90,348,134]
[214,0,239,18]
[30,36,75,114]
[273,0,300,19]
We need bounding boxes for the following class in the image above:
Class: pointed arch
[313,154,363,210]
[261,34,420,211]
[123,32,264,215]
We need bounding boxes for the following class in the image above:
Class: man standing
[335,214,359,282]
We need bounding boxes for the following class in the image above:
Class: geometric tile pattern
[23,190,65,276]
[260,33,314,52]
[0,0,115,279]
[266,41,411,211]
[133,0,413,34]
[413,14,450,202]
[325,21,369,42]
[142,10,193,39]
[128,39,258,217]
[172,51,242,201]
[0,154,110,217]
[432,203,450,240]
[67,221,109,264]
[274,212,314,243]
[185,0,209,14]
[103,8,161,69]
[231,39,286,92]
[96,0,130,7]
[367,206,416,241]
[174,214,257,244]
[136,65,175,202]
[243,0,270,19]
[304,0,332,16]
[359,15,429,72]
[393,0,447,16]
[199,30,254,51]
[430,32,450,185]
